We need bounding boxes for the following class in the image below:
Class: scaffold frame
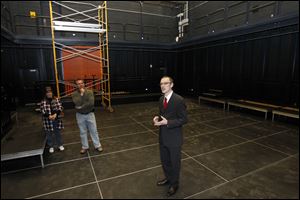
[49,1,113,112]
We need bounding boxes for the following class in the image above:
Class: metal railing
[11,14,175,42]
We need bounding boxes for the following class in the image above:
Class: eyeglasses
[160,82,171,86]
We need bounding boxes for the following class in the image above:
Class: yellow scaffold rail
[49,1,113,112]
[99,1,113,112]
[49,1,60,98]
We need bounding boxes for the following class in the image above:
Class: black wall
[184,1,299,41]
[175,21,299,106]
[1,37,176,103]
[1,14,299,107]
[109,44,176,94]
[2,1,178,44]
[2,1,299,44]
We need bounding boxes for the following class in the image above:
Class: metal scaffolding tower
[49,1,113,112]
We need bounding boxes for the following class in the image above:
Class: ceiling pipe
[176,1,189,41]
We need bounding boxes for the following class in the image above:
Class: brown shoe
[167,185,178,197]
[80,148,88,154]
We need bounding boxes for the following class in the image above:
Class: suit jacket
[159,92,188,147]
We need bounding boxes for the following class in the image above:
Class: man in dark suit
[153,76,188,197]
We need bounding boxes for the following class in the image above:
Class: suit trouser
[159,144,182,187]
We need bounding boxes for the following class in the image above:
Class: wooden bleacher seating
[272,107,299,122]
[199,89,226,110]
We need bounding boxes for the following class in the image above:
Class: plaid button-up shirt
[40,97,64,131]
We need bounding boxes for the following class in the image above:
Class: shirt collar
[164,90,173,102]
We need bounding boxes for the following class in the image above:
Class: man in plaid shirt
[40,87,64,153]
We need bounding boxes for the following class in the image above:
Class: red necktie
[163,97,168,109]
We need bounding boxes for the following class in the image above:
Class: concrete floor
[1,99,299,199]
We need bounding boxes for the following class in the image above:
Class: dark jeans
[46,120,63,148]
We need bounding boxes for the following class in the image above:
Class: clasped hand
[153,115,168,126]
[48,113,57,121]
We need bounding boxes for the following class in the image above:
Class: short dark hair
[161,76,174,83]
[45,86,52,93]
[75,79,84,84]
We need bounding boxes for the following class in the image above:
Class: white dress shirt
[164,90,173,103]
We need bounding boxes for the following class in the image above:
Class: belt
[77,108,95,115]
[78,111,93,115]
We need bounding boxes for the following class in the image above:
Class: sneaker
[96,146,103,152]
[59,146,65,151]
[49,147,54,153]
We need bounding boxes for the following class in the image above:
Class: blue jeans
[76,112,101,149]
[46,120,63,147]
